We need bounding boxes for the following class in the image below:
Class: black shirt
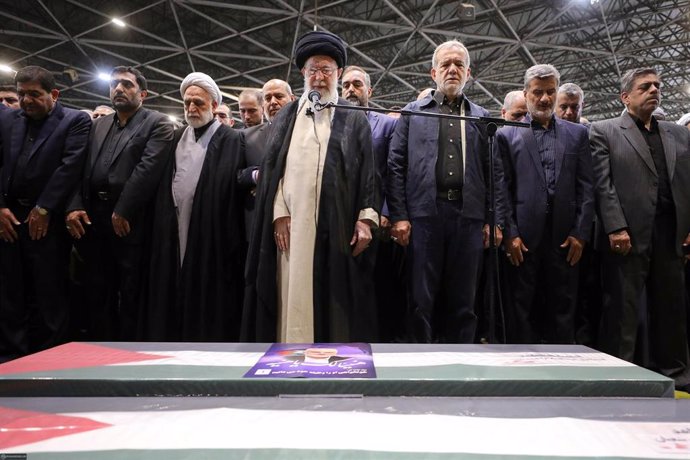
[90,109,143,191]
[630,113,673,215]
[433,90,464,192]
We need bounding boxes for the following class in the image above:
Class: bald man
[501,90,527,122]
[238,79,295,240]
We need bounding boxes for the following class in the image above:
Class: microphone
[307,90,321,105]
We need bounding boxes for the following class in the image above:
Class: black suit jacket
[68,107,174,220]
[237,122,269,188]
[0,103,91,212]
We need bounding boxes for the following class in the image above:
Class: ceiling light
[98,72,110,81]
[111,18,126,27]
[168,115,178,122]
[0,64,14,73]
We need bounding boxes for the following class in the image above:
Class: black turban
[294,31,347,69]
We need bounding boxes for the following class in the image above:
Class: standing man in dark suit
[341,65,403,342]
[387,40,504,343]
[0,66,91,360]
[590,67,690,391]
[238,79,294,239]
[65,66,174,341]
[498,64,594,344]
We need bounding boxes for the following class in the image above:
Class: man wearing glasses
[65,66,174,341]
[243,31,379,344]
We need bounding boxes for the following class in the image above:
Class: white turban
[677,113,690,127]
[180,72,222,105]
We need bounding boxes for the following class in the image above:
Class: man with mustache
[341,65,404,342]
[590,67,690,392]
[387,40,504,343]
[497,64,594,344]
[238,79,295,240]
[556,83,585,125]
[144,72,246,341]
[65,66,174,340]
[0,66,90,360]
[243,31,379,343]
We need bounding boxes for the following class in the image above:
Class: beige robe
[273,102,332,343]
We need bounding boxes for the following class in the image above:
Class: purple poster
[244,343,376,378]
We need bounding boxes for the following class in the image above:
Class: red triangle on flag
[0,342,170,375]
[0,406,111,449]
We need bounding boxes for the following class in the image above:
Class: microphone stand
[314,99,529,344]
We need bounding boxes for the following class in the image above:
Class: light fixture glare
[111,18,126,27]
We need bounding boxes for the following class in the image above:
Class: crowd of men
[0,31,689,392]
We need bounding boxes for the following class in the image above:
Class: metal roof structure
[1,0,688,122]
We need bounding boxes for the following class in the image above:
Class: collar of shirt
[432,89,465,112]
[527,113,557,132]
[114,107,142,129]
[628,111,659,133]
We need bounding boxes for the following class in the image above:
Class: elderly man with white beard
[242,31,380,343]
[143,72,246,342]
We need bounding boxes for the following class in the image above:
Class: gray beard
[185,109,214,128]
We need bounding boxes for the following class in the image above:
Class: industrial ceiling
[1,0,688,122]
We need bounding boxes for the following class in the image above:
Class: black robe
[241,98,380,343]
[144,124,246,341]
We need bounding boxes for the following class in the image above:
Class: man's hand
[378,215,391,240]
[26,207,49,241]
[390,220,411,246]
[66,210,91,239]
[505,236,528,266]
[350,220,373,257]
[112,212,131,237]
[561,235,585,266]
[274,216,291,252]
[483,224,503,249]
[0,208,20,243]
[608,229,631,256]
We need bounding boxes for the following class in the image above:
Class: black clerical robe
[242,98,380,343]
[144,124,246,341]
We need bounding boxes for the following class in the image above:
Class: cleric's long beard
[185,108,214,128]
[303,78,338,103]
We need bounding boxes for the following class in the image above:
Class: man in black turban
[242,31,380,343]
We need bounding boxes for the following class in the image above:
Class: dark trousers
[599,212,689,384]
[408,199,483,343]
[574,223,602,346]
[506,218,579,344]
[373,230,408,342]
[0,205,71,361]
[76,200,145,341]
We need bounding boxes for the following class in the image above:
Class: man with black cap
[243,30,380,343]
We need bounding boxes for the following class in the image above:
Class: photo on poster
[244,343,376,378]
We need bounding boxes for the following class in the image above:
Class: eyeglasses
[306,67,336,77]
